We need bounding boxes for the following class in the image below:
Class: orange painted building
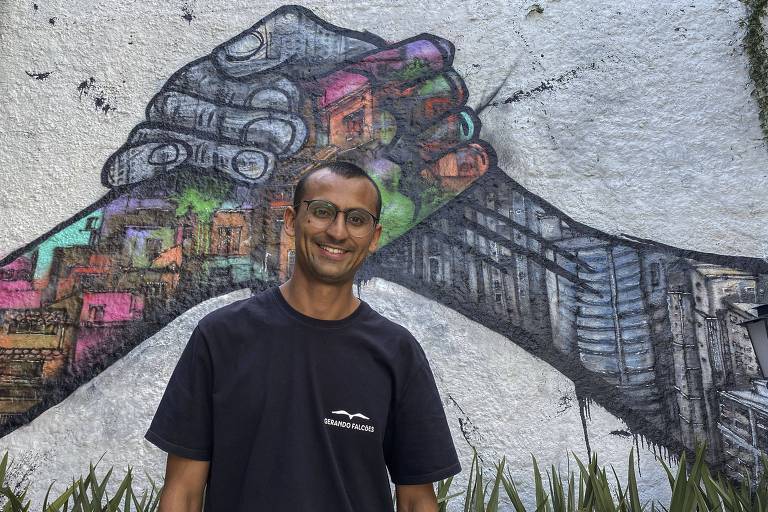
[210,210,252,256]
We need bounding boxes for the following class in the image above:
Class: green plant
[0,453,162,512]
[0,445,767,511]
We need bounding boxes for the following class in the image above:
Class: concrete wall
[0,1,766,508]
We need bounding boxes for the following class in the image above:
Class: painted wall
[0,1,767,509]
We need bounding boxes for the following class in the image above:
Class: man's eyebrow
[307,198,374,212]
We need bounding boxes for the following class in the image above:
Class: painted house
[100,197,177,266]
[313,70,375,151]
[0,300,69,420]
[718,383,768,482]
[421,143,490,192]
[665,261,763,457]
[267,198,293,282]
[73,291,144,365]
[204,206,257,286]
[721,302,762,386]
[0,256,41,310]
[28,212,102,284]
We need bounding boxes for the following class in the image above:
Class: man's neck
[279,275,360,321]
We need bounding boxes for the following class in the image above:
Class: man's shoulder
[196,287,275,334]
[362,302,427,361]
[363,302,411,336]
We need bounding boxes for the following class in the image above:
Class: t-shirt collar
[269,286,369,329]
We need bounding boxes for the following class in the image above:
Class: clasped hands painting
[0,2,767,506]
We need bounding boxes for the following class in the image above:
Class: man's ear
[283,205,297,237]
[367,223,383,254]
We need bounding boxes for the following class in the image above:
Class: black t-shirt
[145,286,461,511]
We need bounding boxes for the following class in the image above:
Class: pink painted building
[74,291,144,364]
[0,256,41,309]
[79,291,144,325]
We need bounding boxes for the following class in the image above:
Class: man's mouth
[317,243,348,255]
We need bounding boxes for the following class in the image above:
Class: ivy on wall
[745,0,768,143]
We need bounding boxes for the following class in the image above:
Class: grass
[0,445,766,511]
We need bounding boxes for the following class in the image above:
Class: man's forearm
[397,500,438,512]
[395,482,440,512]
[158,487,205,512]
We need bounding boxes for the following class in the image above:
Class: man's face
[284,169,382,285]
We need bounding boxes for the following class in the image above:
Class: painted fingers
[102,6,383,188]
[303,34,493,223]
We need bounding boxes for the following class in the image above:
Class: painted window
[145,238,163,262]
[217,226,243,255]
[88,304,106,323]
[343,109,365,142]
[428,256,440,283]
[650,262,661,288]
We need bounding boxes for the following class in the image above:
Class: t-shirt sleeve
[385,356,461,485]
[144,325,213,461]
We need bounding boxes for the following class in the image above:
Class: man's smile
[317,242,350,259]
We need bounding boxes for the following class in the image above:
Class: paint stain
[48,17,56,25]
[526,3,544,17]
[556,393,574,414]
[502,68,578,104]
[181,4,195,24]
[93,95,115,113]
[77,76,95,97]
[76,77,116,114]
[484,62,598,109]
[25,70,51,80]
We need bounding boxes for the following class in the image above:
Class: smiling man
[145,161,461,512]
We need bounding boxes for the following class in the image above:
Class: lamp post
[742,304,768,396]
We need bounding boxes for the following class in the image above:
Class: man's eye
[312,207,333,218]
[347,213,367,225]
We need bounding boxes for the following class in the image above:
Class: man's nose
[325,212,349,239]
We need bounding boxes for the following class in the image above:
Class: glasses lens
[307,201,336,227]
[306,201,375,237]
[346,209,374,237]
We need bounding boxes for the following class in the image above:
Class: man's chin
[308,265,358,285]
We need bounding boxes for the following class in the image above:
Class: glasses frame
[299,199,379,238]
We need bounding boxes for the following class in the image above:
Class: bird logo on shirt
[331,410,370,421]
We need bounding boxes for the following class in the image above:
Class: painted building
[719,383,768,482]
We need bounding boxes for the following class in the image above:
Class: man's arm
[158,453,210,512]
[395,483,439,512]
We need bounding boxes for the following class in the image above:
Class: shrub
[0,445,766,511]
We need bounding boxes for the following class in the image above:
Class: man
[145,161,461,511]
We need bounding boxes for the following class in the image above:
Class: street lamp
[742,304,768,395]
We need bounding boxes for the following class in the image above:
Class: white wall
[0,1,764,258]
[0,0,760,508]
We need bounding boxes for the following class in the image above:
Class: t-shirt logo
[324,409,375,433]
[331,410,370,420]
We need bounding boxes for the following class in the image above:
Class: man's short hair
[292,161,383,219]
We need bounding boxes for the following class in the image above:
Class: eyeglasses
[298,199,379,238]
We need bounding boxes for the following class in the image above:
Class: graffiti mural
[0,4,767,485]
[0,5,492,428]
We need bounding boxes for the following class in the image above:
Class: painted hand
[101,6,494,233]
[298,33,493,239]
[101,6,384,187]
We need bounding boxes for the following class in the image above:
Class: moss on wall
[745,0,768,143]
